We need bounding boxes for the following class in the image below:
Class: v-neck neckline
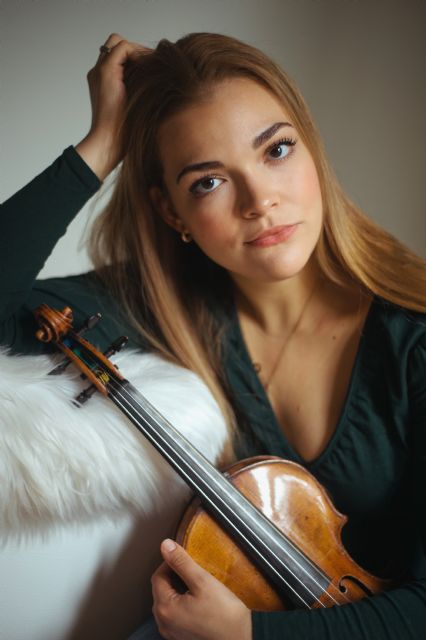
[229,295,379,469]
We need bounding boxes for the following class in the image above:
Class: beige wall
[1,0,425,280]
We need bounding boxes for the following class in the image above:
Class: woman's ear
[149,186,183,232]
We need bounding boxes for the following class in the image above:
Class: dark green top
[1,147,425,639]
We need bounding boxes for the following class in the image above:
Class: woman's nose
[236,172,280,219]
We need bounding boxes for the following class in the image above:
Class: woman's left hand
[151,539,252,640]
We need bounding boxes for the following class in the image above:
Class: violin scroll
[34,304,73,342]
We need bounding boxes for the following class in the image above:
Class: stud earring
[181,230,192,243]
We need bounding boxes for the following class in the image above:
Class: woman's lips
[246,224,299,248]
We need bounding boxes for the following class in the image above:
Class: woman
[1,32,425,639]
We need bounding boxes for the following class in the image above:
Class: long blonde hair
[90,32,426,434]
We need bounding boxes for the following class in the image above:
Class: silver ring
[99,44,111,54]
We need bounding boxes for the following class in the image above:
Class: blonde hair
[90,33,426,439]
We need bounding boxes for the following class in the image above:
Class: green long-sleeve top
[1,147,425,639]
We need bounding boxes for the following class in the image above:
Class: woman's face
[154,77,323,284]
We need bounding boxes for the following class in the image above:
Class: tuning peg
[77,313,102,336]
[74,383,97,405]
[104,336,128,359]
[49,358,72,376]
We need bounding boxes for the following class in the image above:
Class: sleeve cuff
[63,146,103,192]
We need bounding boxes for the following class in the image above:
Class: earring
[181,230,192,243]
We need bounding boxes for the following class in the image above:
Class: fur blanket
[0,348,229,533]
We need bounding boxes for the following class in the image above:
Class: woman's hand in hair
[76,33,150,180]
[151,539,252,640]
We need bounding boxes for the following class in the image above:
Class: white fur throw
[0,348,229,532]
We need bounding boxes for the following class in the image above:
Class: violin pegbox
[33,304,128,402]
[76,335,129,405]
[45,311,103,376]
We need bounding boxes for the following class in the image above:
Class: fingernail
[162,538,176,553]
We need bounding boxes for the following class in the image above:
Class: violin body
[176,455,390,610]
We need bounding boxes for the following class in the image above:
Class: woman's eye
[267,138,296,161]
[190,176,223,196]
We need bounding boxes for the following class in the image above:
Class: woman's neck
[231,261,369,340]
[231,261,324,337]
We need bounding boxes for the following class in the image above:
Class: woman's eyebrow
[176,161,222,184]
[176,121,293,184]
[252,121,293,149]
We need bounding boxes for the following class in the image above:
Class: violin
[34,303,392,611]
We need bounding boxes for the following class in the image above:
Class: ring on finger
[99,44,111,54]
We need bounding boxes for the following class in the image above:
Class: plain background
[1,0,425,282]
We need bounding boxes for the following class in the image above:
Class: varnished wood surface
[176,456,391,611]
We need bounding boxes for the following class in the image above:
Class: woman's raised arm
[0,34,147,351]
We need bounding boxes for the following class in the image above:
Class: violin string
[108,374,358,608]
[108,376,355,608]
[105,372,342,609]
[76,348,349,608]
[97,362,345,608]
[109,384,318,609]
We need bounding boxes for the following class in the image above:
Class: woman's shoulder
[370,296,426,339]
[367,296,426,372]
[31,267,116,311]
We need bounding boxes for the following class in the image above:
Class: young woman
[1,32,425,640]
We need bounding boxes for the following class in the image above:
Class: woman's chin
[250,254,315,283]
[229,262,314,287]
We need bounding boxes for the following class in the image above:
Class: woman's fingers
[151,540,252,640]
[77,33,151,178]
[157,539,208,595]
[151,560,182,604]
[151,540,202,605]
[86,36,142,132]
[95,33,150,69]
[97,32,124,60]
